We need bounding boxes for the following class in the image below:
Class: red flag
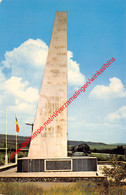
[15,117,20,133]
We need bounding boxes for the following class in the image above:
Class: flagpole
[15,114,18,164]
[15,132,17,164]
[5,108,8,165]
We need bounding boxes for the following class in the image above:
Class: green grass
[90,153,126,161]
[0,181,126,195]
[89,144,119,150]
[90,153,110,161]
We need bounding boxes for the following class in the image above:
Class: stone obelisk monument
[28,11,67,158]
[17,12,97,172]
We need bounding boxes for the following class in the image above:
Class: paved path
[0,167,97,177]
[0,163,16,170]
[0,165,108,177]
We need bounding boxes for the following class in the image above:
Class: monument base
[17,157,97,172]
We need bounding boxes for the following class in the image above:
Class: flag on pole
[15,116,20,133]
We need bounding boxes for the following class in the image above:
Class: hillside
[68,140,107,146]
[0,134,107,148]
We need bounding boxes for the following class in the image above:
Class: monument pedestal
[17,157,97,172]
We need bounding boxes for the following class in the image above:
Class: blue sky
[0,0,126,143]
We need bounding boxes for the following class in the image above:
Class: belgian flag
[15,116,20,133]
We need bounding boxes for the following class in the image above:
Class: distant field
[68,144,126,151]
[89,144,119,150]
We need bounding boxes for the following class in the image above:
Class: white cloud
[1,39,85,88]
[2,39,48,69]
[0,68,5,83]
[9,101,35,112]
[1,39,48,88]
[108,106,126,121]
[67,51,86,86]
[89,77,126,99]
[5,76,39,103]
[0,0,2,3]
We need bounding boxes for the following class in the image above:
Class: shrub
[18,151,28,158]
[91,153,109,161]
[101,159,126,185]
[0,157,4,165]
[0,152,5,165]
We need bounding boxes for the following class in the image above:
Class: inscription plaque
[45,160,72,171]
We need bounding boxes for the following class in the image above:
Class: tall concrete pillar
[28,12,67,158]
